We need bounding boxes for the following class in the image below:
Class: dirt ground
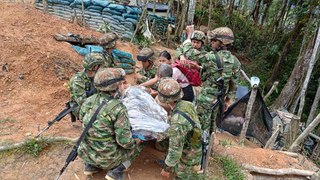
[0,2,319,180]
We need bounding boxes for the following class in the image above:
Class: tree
[267,3,314,90]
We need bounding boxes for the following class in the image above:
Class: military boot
[105,164,126,180]
[84,163,100,176]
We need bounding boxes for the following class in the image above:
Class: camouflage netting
[218,89,273,145]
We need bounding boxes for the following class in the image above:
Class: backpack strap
[173,109,196,127]
[76,99,111,147]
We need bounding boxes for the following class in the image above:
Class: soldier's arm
[232,56,242,84]
[114,103,136,149]
[164,118,188,167]
[70,75,87,105]
[78,97,94,122]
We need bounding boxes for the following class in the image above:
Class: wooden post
[166,0,173,47]
[264,124,281,149]
[263,81,279,101]
[289,113,320,152]
[240,87,257,141]
[131,0,149,42]
[81,0,85,26]
[43,0,48,13]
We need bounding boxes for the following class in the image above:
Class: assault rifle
[201,77,225,171]
[35,102,78,138]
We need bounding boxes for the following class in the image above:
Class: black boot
[105,164,126,180]
[84,163,100,176]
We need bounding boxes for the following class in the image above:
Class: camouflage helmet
[94,67,126,91]
[99,32,118,49]
[158,78,184,103]
[82,52,105,71]
[137,48,156,62]
[191,30,206,43]
[210,27,234,45]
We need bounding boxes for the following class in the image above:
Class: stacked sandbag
[148,14,176,38]
[34,0,142,39]
[112,49,136,74]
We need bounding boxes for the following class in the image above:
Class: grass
[22,139,49,157]
[0,117,16,124]
[215,155,245,180]
[219,139,233,147]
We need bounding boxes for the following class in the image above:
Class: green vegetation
[22,139,49,157]
[133,34,151,48]
[215,155,245,180]
[219,139,233,147]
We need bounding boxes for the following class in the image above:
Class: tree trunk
[297,26,320,117]
[178,0,188,38]
[252,0,262,24]
[228,0,235,16]
[267,21,305,89]
[272,40,314,110]
[261,0,272,26]
[208,0,213,30]
[289,113,320,152]
[272,0,288,34]
[187,0,196,25]
[307,78,320,126]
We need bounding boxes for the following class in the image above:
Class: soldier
[68,53,105,119]
[158,78,202,180]
[78,67,143,180]
[135,47,157,84]
[196,27,241,132]
[99,32,118,67]
[209,27,241,107]
[176,29,206,65]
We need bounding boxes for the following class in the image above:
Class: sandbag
[70,0,91,7]
[112,15,125,22]
[92,0,110,7]
[121,86,169,141]
[86,5,104,12]
[126,18,137,25]
[123,13,138,20]
[108,3,126,12]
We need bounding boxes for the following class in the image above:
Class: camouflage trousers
[78,140,143,170]
[173,162,203,180]
[196,92,218,132]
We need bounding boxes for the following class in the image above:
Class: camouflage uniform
[175,30,206,64]
[136,48,157,84]
[158,78,202,180]
[78,68,142,170]
[137,66,157,84]
[68,53,106,118]
[197,27,241,131]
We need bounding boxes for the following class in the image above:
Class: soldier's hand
[160,169,170,178]
[179,55,187,66]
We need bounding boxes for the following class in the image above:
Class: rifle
[55,99,109,180]
[200,77,225,172]
[35,102,78,138]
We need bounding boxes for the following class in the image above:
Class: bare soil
[0,2,318,180]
